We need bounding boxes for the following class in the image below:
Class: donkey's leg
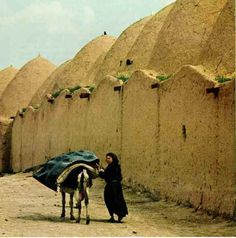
[85,189,90,224]
[61,191,66,218]
[76,193,83,223]
[69,193,75,220]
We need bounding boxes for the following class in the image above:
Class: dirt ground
[0,172,235,237]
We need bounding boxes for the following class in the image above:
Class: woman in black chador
[98,152,128,222]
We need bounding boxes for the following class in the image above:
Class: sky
[0,0,175,69]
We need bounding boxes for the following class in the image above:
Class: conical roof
[118,3,174,75]
[199,0,235,76]
[42,35,116,96]
[86,52,108,86]
[148,0,229,75]
[0,56,56,118]
[0,66,18,97]
[29,60,71,107]
[96,15,152,80]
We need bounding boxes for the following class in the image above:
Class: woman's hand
[96,163,104,172]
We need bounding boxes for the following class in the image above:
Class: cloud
[0,0,99,67]
[0,0,175,68]
[0,1,80,34]
[81,5,96,27]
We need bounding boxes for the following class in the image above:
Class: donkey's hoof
[86,217,90,224]
[70,215,75,220]
[76,219,80,223]
[60,214,65,219]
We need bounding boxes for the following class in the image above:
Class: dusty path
[0,172,235,237]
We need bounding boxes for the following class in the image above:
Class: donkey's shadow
[17,213,108,223]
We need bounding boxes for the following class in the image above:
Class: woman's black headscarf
[106,152,119,164]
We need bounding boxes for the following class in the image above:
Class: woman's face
[105,155,113,165]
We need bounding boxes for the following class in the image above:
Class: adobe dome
[43,35,116,96]
[96,15,152,80]
[118,3,174,75]
[148,0,229,75]
[0,56,56,118]
[86,52,107,86]
[199,0,235,76]
[0,66,18,97]
[29,60,71,107]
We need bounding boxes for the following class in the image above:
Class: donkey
[57,164,97,224]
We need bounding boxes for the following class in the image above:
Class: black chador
[99,159,128,221]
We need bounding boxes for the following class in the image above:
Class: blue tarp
[33,150,100,191]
